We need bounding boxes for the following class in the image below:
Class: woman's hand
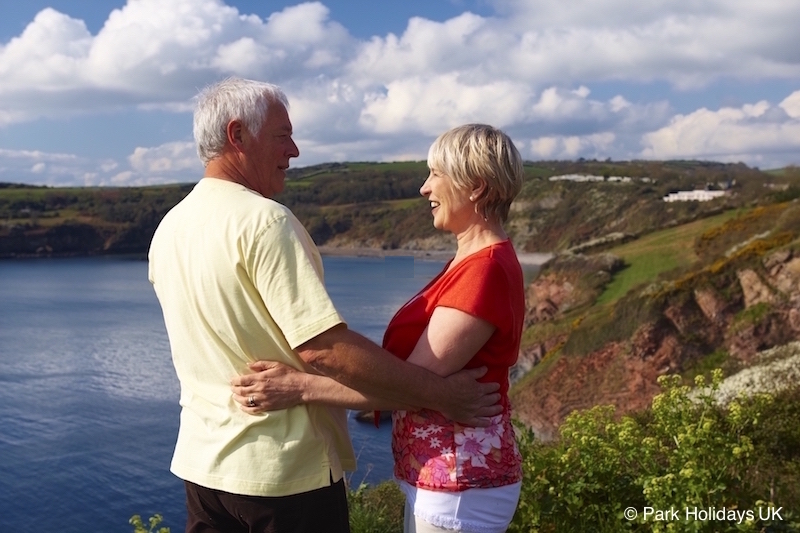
[230,360,308,415]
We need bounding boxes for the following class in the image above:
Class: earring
[469,195,475,202]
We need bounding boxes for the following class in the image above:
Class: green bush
[129,514,170,533]
[509,370,799,532]
[348,480,405,533]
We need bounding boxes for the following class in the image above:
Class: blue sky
[0,0,799,187]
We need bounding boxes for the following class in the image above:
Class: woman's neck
[449,219,508,268]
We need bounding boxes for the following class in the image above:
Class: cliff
[511,206,800,439]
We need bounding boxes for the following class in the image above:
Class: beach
[317,245,554,266]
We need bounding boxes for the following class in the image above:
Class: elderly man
[148,77,500,533]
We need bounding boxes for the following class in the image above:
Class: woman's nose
[419,177,431,196]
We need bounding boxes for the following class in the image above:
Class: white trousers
[399,481,522,533]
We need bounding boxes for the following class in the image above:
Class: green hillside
[2,160,797,257]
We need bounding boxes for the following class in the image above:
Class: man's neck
[204,158,243,183]
[203,159,269,198]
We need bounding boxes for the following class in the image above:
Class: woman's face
[419,168,474,234]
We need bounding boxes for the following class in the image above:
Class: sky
[0,0,799,187]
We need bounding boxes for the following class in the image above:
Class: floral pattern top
[392,407,522,491]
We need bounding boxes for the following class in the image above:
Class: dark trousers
[184,476,350,533]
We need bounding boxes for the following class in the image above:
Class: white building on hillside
[663,190,728,202]
[549,174,605,182]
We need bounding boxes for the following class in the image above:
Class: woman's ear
[471,180,488,200]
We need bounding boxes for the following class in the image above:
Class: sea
[0,254,451,532]
[0,252,545,532]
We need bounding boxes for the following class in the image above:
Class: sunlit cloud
[641,99,800,168]
[0,0,798,185]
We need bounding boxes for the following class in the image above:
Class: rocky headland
[511,245,800,440]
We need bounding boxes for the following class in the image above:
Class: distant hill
[1,160,797,257]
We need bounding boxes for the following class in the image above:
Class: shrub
[348,481,405,533]
[129,514,170,533]
[509,370,799,532]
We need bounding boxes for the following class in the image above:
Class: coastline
[317,245,554,266]
[1,247,554,266]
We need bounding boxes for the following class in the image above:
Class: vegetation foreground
[132,367,800,532]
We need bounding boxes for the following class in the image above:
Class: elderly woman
[233,123,525,533]
[382,124,524,533]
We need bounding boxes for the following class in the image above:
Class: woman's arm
[406,305,496,377]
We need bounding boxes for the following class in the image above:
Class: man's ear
[226,120,245,152]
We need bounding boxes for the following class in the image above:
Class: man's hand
[230,360,307,414]
[440,367,502,426]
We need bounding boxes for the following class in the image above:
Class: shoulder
[196,178,293,216]
[458,242,520,277]
[439,243,522,303]
[216,187,298,232]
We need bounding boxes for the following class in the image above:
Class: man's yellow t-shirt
[148,177,355,497]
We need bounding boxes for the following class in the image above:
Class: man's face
[244,103,299,198]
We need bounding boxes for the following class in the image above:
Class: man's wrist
[300,373,315,404]
[430,373,453,413]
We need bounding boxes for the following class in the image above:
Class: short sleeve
[435,255,513,330]
[248,213,344,349]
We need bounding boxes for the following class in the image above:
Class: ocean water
[0,254,446,532]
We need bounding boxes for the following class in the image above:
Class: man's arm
[231,359,415,414]
[295,324,501,426]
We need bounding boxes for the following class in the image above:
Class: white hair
[193,77,290,166]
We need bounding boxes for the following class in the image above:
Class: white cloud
[1,0,798,112]
[530,132,616,159]
[350,0,800,91]
[0,0,356,124]
[109,170,136,185]
[0,9,90,89]
[350,13,490,84]
[212,38,268,76]
[0,148,95,186]
[128,141,201,175]
[609,95,631,112]
[781,90,800,118]
[0,0,799,186]
[264,2,350,47]
[640,99,800,167]
[0,142,202,187]
[287,78,365,142]
[360,74,535,134]
[100,161,119,173]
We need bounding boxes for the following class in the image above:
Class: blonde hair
[427,124,523,222]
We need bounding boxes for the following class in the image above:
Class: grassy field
[595,208,746,306]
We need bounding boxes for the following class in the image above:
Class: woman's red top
[382,240,524,491]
